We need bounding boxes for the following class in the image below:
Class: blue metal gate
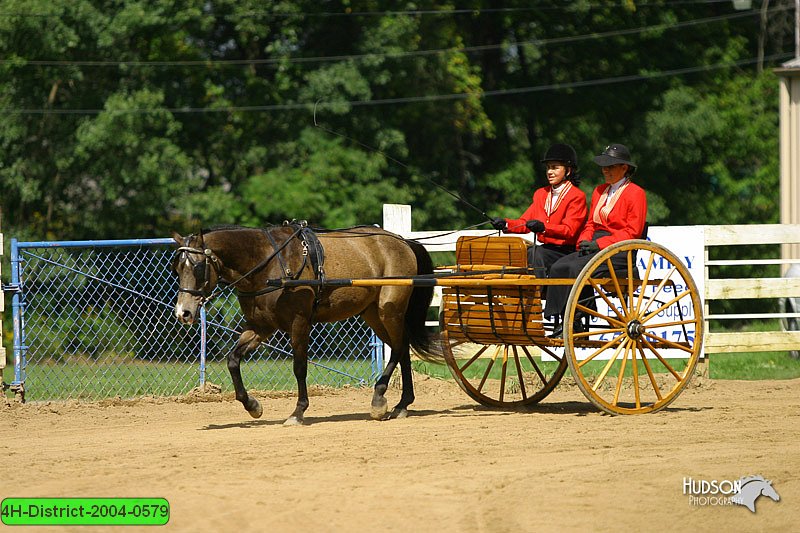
[7,238,383,401]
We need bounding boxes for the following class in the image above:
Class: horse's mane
[200,224,251,234]
[312,224,384,234]
[739,475,768,486]
[200,223,400,239]
[200,223,382,235]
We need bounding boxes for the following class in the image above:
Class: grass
[3,347,799,402]
[705,352,800,380]
[3,357,377,402]
[413,358,689,381]
[412,350,800,381]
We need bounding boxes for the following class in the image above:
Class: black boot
[548,316,562,338]
[549,314,588,338]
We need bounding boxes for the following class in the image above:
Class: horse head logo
[731,475,780,513]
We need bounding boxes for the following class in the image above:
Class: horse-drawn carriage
[173,225,703,422]
[437,235,703,415]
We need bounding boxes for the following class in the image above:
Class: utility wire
[1,52,791,116]
[0,2,742,20]
[0,8,783,69]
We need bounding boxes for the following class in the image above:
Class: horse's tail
[404,239,444,362]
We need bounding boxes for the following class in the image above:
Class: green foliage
[0,1,791,238]
[642,70,780,225]
[240,127,412,227]
[69,89,194,237]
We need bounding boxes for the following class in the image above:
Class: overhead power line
[2,52,790,116]
[226,1,736,18]
[0,2,740,20]
[0,7,783,69]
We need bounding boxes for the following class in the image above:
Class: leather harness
[176,221,326,307]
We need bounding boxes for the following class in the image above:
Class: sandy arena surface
[3,374,798,532]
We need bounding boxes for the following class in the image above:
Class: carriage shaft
[266,277,596,288]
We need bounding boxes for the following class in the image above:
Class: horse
[731,475,781,513]
[171,223,442,425]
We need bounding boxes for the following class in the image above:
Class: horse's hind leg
[391,343,415,419]
[229,329,266,418]
[370,340,413,420]
[284,317,312,426]
[371,357,396,420]
[363,302,411,420]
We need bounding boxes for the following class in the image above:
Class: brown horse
[171,223,441,425]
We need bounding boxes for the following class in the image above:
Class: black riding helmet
[541,143,580,184]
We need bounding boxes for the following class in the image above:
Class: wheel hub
[626,319,644,339]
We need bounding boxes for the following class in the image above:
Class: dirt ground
[3,374,798,532]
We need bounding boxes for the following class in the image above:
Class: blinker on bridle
[175,245,219,300]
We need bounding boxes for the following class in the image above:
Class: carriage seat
[455,235,531,271]
[441,236,547,345]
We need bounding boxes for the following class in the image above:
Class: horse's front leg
[284,317,312,426]
[228,329,265,418]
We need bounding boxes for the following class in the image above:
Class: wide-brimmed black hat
[593,143,637,170]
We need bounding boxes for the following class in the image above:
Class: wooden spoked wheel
[440,323,568,408]
[563,240,704,415]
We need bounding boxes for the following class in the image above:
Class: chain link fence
[7,238,382,401]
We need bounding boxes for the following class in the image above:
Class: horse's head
[171,231,221,324]
[761,480,781,502]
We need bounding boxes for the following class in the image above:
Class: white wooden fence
[382,204,800,358]
[703,224,800,353]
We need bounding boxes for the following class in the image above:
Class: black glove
[491,217,507,231]
[578,240,600,256]
[525,219,545,233]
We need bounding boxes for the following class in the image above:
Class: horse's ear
[172,232,183,246]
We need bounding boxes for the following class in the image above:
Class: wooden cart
[437,236,704,415]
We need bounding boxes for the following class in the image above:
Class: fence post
[9,238,25,401]
[382,204,412,234]
[199,306,207,387]
[379,204,413,368]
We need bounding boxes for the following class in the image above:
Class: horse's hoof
[370,397,388,420]
[392,408,409,419]
[283,416,303,426]
[247,400,263,419]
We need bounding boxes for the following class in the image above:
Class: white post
[380,205,414,366]
[382,204,412,235]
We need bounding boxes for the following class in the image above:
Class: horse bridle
[175,244,220,300]
[175,224,310,303]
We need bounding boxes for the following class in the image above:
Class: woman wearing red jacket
[491,143,587,277]
[543,143,647,337]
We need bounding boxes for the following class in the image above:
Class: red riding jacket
[504,183,587,248]
[578,180,647,249]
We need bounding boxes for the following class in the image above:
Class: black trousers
[527,243,575,278]
[543,249,630,319]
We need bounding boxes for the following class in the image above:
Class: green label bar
[1,498,169,526]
